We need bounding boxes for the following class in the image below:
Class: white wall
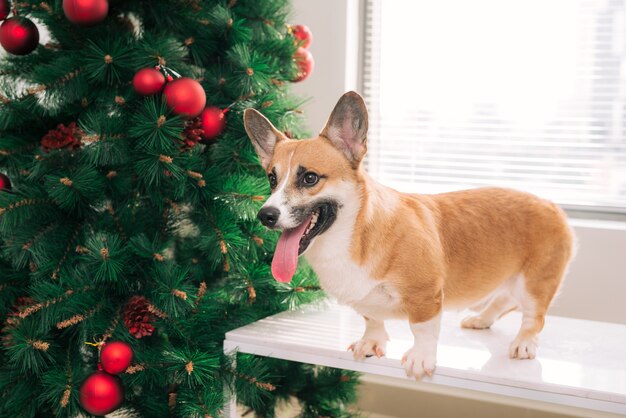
[290,0,360,133]
[551,221,626,324]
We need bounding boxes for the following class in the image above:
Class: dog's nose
[258,207,280,228]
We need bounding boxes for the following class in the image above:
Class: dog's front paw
[401,345,437,379]
[509,334,538,359]
[348,338,386,359]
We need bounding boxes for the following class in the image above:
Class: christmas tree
[0,0,358,416]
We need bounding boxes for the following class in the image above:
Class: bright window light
[363,0,626,212]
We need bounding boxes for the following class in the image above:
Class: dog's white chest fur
[305,239,401,319]
[303,183,402,320]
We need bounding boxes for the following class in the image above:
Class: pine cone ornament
[124,296,155,339]
[181,117,204,148]
[41,122,82,151]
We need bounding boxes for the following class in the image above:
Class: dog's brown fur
[352,180,573,327]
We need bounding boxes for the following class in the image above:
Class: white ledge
[224,300,626,415]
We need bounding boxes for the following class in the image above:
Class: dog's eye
[302,172,319,186]
[268,173,277,189]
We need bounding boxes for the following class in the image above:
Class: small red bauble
[100,341,133,375]
[0,173,11,191]
[291,24,312,48]
[292,47,314,82]
[0,17,39,56]
[63,0,108,26]
[0,0,10,21]
[163,77,206,118]
[79,371,124,416]
[133,68,166,96]
[200,107,226,140]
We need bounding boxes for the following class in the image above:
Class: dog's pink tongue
[271,217,312,283]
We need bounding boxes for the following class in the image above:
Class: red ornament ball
[0,173,11,191]
[292,47,314,82]
[100,341,133,375]
[291,24,313,48]
[163,77,206,118]
[0,0,10,21]
[79,371,123,416]
[63,0,108,26]
[200,107,226,140]
[133,68,166,96]
[0,17,39,55]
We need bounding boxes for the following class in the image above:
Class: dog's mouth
[271,202,337,283]
[298,202,337,254]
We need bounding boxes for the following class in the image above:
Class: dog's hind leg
[461,292,518,330]
[510,237,572,359]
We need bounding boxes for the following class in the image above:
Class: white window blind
[363,0,626,213]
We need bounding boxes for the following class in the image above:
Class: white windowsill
[224,301,626,416]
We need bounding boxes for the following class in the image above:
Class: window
[363,0,626,213]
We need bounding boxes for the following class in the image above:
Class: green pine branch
[0,0,360,416]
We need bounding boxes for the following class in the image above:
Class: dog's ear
[244,109,284,170]
[320,91,368,166]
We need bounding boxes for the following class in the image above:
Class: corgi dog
[243,91,574,379]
